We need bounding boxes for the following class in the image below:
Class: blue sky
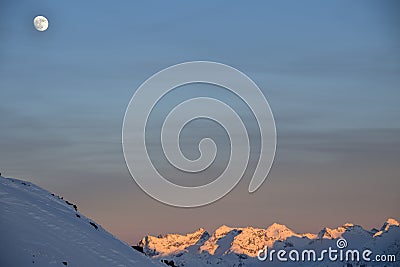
[1,0,399,242]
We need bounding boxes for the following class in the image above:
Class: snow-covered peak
[316,222,367,240]
[373,218,400,237]
[139,227,209,257]
[213,225,235,237]
[200,225,241,256]
[265,222,299,240]
[382,218,400,231]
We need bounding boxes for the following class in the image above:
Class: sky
[1,0,400,243]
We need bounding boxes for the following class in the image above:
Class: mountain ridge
[137,219,400,266]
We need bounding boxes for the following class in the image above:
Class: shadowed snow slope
[0,176,159,267]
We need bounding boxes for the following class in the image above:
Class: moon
[33,16,49,32]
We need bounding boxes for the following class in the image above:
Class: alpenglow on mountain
[137,220,400,266]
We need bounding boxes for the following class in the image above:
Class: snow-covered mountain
[1,174,398,267]
[0,175,161,266]
[138,220,400,267]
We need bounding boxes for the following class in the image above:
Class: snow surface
[0,176,160,266]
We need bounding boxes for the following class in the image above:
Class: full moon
[33,16,49,32]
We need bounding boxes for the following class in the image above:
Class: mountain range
[137,219,400,266]
[1,175,398,267]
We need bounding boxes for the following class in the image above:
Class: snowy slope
[138,220,400,267]
[0,176,160,267]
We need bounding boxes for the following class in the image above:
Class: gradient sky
[1,0,400,243]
